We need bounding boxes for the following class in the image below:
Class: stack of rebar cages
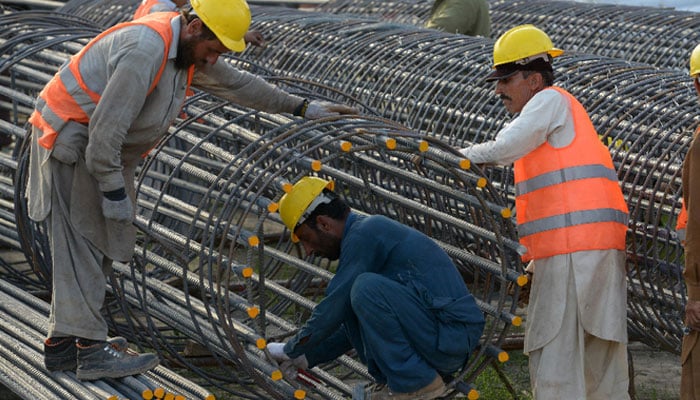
[0,0,698,398]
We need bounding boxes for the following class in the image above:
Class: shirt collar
[169,15,180,60]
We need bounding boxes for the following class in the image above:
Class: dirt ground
[629,341,682,400]
[0,341,681,400]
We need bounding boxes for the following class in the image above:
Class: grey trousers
[47,160,111,341]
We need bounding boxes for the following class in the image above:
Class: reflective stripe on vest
[516,164,620,196]
[518,208,629,237]
[29,12,193,149]
[513,87,629,261]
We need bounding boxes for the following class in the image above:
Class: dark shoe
[44,336,129,372]
[370,375,446,400]
[76,340,159,380]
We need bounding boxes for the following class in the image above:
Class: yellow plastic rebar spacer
[248,236,260,247]
[516,274,528,287]
[247,306,260,319]
[512,315,522,327]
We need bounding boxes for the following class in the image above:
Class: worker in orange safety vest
[680,42,700,400]
[28,0,356,381]
[458,24,630,399]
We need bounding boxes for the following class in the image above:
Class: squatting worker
[680,43,700,400]
[266,176,485,400]
[133,0,266,48]
[27,0,356,381]
[458,25,630,399]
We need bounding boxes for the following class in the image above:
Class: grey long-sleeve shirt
[81,15,303,193]
[27,15,303,260]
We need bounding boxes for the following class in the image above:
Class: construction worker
[133,0,266,47]
[425,0,491,37]
[680,43,700,400]
[458,25,630,399]
[27,0,355,381]
[267,176,485,400]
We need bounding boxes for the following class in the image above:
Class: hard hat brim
[219,36,246,52]
[485,58,554,82]
[485,68,519,82]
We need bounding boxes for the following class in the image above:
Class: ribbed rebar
[319,0,700,72]
[0,2,698,398]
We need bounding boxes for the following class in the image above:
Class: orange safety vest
[677,200,688,241]
[29,12,194,150]
[133,0,168,20]
[513,86,629,262]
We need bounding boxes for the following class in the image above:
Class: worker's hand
[304,100,358,119]
[244,30,266,48]
[101,188,133,223]
[267,342,290,362]
[686,299,700,330]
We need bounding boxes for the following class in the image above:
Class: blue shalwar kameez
[283,213,485,393]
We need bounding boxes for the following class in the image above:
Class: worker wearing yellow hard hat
[30,0,356,381]
[458,25,630,399]
[269,176,484,400]
[680,43,700,400]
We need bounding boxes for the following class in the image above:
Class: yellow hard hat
[278,177,335,232]
[191,0,251,52]
[690,43,700,78]
[492,24,563,67]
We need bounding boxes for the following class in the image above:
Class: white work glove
[267,342,290,362]
[102,188,134,223]
[267,342,309,376]
[303,100,358,120]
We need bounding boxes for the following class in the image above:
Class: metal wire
[0,1,698,397]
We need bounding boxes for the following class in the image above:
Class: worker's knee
[350,273,390,312]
